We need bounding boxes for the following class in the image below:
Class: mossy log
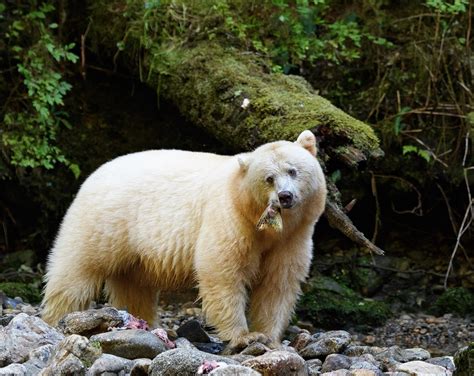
[87,1,384,254]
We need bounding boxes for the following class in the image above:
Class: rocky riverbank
[0,297,472,375]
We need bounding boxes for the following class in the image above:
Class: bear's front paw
[224,331,271,354]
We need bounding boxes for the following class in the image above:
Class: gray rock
[130,358,152,376]
[88,354,133,375]
[320,370,351,376]
[396,360,450,375]
[174,337,197,350]
[58,307,124,336]
[344,346,385,357]
[0,313,64,366]
[290,332,313,352]
[149,348,238,375]
[242,350,307,376]
[22,344,54,375]
[90,329,166,359]
[227,354,255,363]
[240,342,271,356]
[426,356,455,372]
[322,354,352,372]
[40,353,85,375]
[381,372,410,376]
[374,347,405,371]
[349,360,382,375]
[208,364,261,375]
[300,331,351,359]
[306,358,322,375]
[400,348,430,361]
[40,334,101,375]
[0,363,27,375]
[349,371,379,376]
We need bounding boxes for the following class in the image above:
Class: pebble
[149,347,238,375]
[0,299,466,375]
[88,354,133,375]
[90,329,167,359]
[208,364,261,375]
[58,307,124,335]
[242,350,307,375]
[396,360,450,375]
[362,313,473,356]
[300,330,352,359]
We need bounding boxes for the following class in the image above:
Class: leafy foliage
[106,0,392,75]
[1,2,79,177]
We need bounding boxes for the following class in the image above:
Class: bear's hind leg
[104,277,158,324]
[42,268,103,325]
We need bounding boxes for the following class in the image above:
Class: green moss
[454,342,474,376]
[0,282,42,304]
[89,2,380,155]
[298,275,391,331]
[431,287,474,317]
[351,257,384,296]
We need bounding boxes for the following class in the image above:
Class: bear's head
[237,130,326,229]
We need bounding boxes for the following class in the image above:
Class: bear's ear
[237,155,250,172]
[295,130,317,156]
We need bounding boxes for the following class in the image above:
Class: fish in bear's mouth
[256,200,283,232]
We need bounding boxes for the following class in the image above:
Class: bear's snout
[278,190,294,209]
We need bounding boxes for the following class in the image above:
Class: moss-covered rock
[0,282,42,304]
[351,257,384,296]
[297,275,391,331]
[454,342,474,376]
[431,287,474,317]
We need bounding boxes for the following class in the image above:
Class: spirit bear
[42,130,327,348]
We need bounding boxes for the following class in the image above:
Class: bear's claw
[224,331,272,354]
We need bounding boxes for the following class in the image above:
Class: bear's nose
[278,191,294,209]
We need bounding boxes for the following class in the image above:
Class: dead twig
[373,174,423,216]
[444,131,473,288]
[80,19,92,80]
[325,201,385,256]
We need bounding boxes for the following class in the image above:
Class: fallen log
[87,1,385,254]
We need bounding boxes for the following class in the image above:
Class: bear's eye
[266,176,274,184]
[288,168,297,178]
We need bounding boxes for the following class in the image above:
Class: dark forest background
[0,0,473,330]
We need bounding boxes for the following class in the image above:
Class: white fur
[42,131,327,346]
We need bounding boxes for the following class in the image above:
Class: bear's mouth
[256,201,283,232]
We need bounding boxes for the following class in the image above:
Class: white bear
[41,130,327,348]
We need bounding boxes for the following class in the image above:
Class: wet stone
[300,330,352,359]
